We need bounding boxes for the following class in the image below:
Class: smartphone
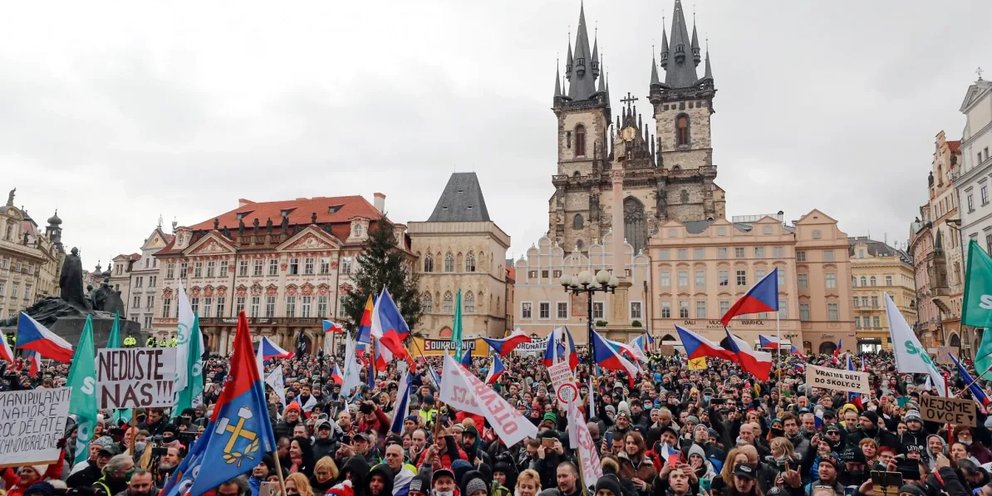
[605,432,614,445]
[699,478,712,492]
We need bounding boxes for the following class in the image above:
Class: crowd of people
[1,344,990,496]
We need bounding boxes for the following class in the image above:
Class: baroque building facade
[112,223,174,332]
[848,237,916,352]
[408,173,511,338]
[0,189,64,320]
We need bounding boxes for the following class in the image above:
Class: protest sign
[919,395,977,426]
[547,360,577,407]
[97,348,177,409]
[687,357,708,370]
[0,387,71,467]
[514,337,548,356]
[567,399,603,489]
[805,364,870,395]
[411,338,490,357]
[440,354,537,447]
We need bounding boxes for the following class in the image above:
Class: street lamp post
[561,270,620,366]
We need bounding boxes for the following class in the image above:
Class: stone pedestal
[49,316,144,349]
[605,280,633,340]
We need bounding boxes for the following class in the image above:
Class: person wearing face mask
[91,455,135,496]
[953,426,992,464]
[431,467,459,496]
[114,469,155,496]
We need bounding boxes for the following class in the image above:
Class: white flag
[568,399,603,490]
[174,281,195,391]
[342,332,363,396]
[265,365,287,410]
[439,354,538,447]
[885,293,946,395]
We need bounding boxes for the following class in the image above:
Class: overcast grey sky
[1,1,988,267]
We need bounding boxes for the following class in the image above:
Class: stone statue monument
[59,247,91,311]
[92,279,125,315]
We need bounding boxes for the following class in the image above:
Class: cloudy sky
[1,0,988,267]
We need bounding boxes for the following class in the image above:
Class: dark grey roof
[427,172,492,222]
[662,0,700,88]
[565,3,599,101]
[683,220,713,234]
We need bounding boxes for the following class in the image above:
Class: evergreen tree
[340,218,422,331]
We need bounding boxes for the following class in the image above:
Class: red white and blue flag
[676,325,735,361]
[720,268,779,327]
[356,294,375,359]
[723,329,773,381]
[322,320,345,334]
[950,353,992,407]
[390,370,414,434]
[592,329,639,382]
[258,336,294,360]
[330,363,344,385]
[846,354,863,409]
[0,332,13,364]
[370,288,411,368]
[832,339,843,364]
[543,327,578,370]
[486,354,506,384]
[16,312,73,362]
[189,312,275,496]
[482,328,532,356]
[758,335,782,349]
[26,350,41,378]
[658,442,681,467]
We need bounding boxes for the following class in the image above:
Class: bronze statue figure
[59,247,91,311]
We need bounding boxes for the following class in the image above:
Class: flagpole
[776,311,783,396]
[271,450,289,496]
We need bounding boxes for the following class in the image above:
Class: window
[444,253,454,272]
[149,276,156,287]
[289,258,299,275]
[969,194,975,212]
[736,270,747,286]
[522,302,532,319]
[718,270,729,286]
[539,302,550,319]
[695,270,705,287]
[319,258,330,274]
[253,259,263,277]
[676,114,690,146]
[658,249,671,260]
[678,270,689,287]
[859,276,867,286]
[146,295,154,309]
[422,293,433,313]
[719,300,729,315]
[678,249,688,260]
[573,214,584,229]
[871,296,879,307]
[777,268,786,287]
[180,262,188,279]
[885,275,893,286]
[464,292,475,313]
[854,317,861,328]
[162,298,172,318]
[718,247,728,259]
[249,296,260,318]
[825,273,836,289]
[593,302,605,320]
[465,253,476,272]
[870,276,877,286]
[133,295,141,308]
[693,248,705,260]
[220,262,228,277]
[660,270,671,287]
[304,257,314,275]
[135,277,143,288]
[143,316,152,329]
[557,302,568,319]
[661,302,672,318]
[823,250,834,261]
[695,300,706,319]
[756,269,766,281]
[269,259,279,276]
[853,297,859,308]
[778,297,788,318]
[423,255,434,272]
[193,261,203,278]
[873,316,881,328]
[575,125,586,156]
[166,263,175,279]
[861,296,869,307]
[630,302,642,320]
[318,295,328,317]
[239,260,249,277]
[443,292,454,313]
[216,297,225,318]
[341,257,353,275]
[204,297,213,317]
[796,251,806,262]
[799,303,810,321]
[734,247,745,258]
[264,296,275,318]
[286,296,296,318]
[754,247,765,257]
[206,261,216,278]
[679,301,690,319]
[812,230,822,239]
[236,296,246,313]
[827,303,839,321]
[301,296,312,318]
[983,185,990,205]
[0,281,4,297]
[773,246,784,258]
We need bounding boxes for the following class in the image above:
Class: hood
[340,455,372,488]
[369,464,395,496]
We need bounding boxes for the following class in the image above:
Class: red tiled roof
[505,266,516,281]
[189,196,382,232]
[949,140,962,154]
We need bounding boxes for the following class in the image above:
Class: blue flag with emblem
[188,311,275,496]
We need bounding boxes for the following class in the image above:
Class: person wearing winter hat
[730,463,761,496]
[22,481,55,496]
[91,454,134,496]
[276,402,304,439]
[432,467,458,496]
[2,460,62,496]
[460,471,489,496]
[408,471,431,496]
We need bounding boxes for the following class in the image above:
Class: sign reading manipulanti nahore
[920,395,977,427]
[97,348,177,409]
[805,364,870,395]
[0,387,71,467]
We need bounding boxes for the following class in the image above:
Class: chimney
[374,192,386,213]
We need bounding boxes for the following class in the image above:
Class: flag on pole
[846,354,863,409]
[189,312,275,496]
[543,327,578,369]
[486,354,506,384]
[107,312,121,348]
[591,329,640,382]
[452,289,463,360]
[950,353,992,407]
[322,320,345,333]
[720,268,779,326]
[758,335,782,349]
[687,357,708,370]
[357,295,375,344]
[175,315,205,415]
[676,325,735,361]
[265,365,287,410]
[0,330,13,364]
[482,328,532,356]
[175,281,195,392]
[370,288,411,368]
[962,239,992,328]
[460,346,473,368]
[832,339,843,364]
[26,351,40,378]
[885,292,947,395]
[330,363,344,385]
[16,312,73,362]
[976,329,992,381]
[722,329,773,381]
[67,315,97,467]
[390,370,414,434]
[342,332,363,396]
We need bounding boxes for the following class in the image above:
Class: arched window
[860,276,867,286]
[680,190,689,203]
[423,254,434,273]
[576,239,584,250]
[423,292,433,312]
[442,292,454,313]
[870,276,877,286]
[676,114,690,146]
[575,125,586,157]
[444,253,454,272]
[465,252,476,272]
[464,292,475,313]
[573,214,584,229]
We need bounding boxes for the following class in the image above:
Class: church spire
[704,43,713,80]
[650,48,660,86]
[566,1,598,101]
[565,37,573,81]
[660,24,669,69]
[691,17,701,65]
[663,0,699,88]
[591,31,600,78]
[554,62,562,98]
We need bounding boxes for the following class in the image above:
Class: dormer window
[326,205,342,214]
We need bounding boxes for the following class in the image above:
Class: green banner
[452,289,463,360]
[67,315,97,466]
[962,240,992,328]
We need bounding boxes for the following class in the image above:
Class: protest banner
[0,387,71,467]
[919,395,977,426]
[440,354,537,447]
[513,337,548,356]
[547,360,577,407]
[567,398,602,489]
[687,357,708,370]
[410,338,490,357]
[805,364,870,395]
[96,348,177,409]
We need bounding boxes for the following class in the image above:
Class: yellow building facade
[848,237,917,352]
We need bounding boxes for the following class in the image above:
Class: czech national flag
[846,354,863,409]
[592,329,640,382]
[789,345,806,359]
[370,288,411,367]
[258,336,294,360]
[16,312,73,362]
[758,335,781,349]
[720,268,779,327]
[832,339,843,363]
[543,327,578,370]
[722,328,773,381]
[482,328,532,356]
[27,351,41,378]
[658,442,681,467]
[486,354,506,384]
[189,312,276,495]
[0,332,14,364]
[676,325,735,361]
[390,370,414,434]
[331,363,344,385]
[951,353,992,407]
[461,347,473,368]
[323,320,345,334]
